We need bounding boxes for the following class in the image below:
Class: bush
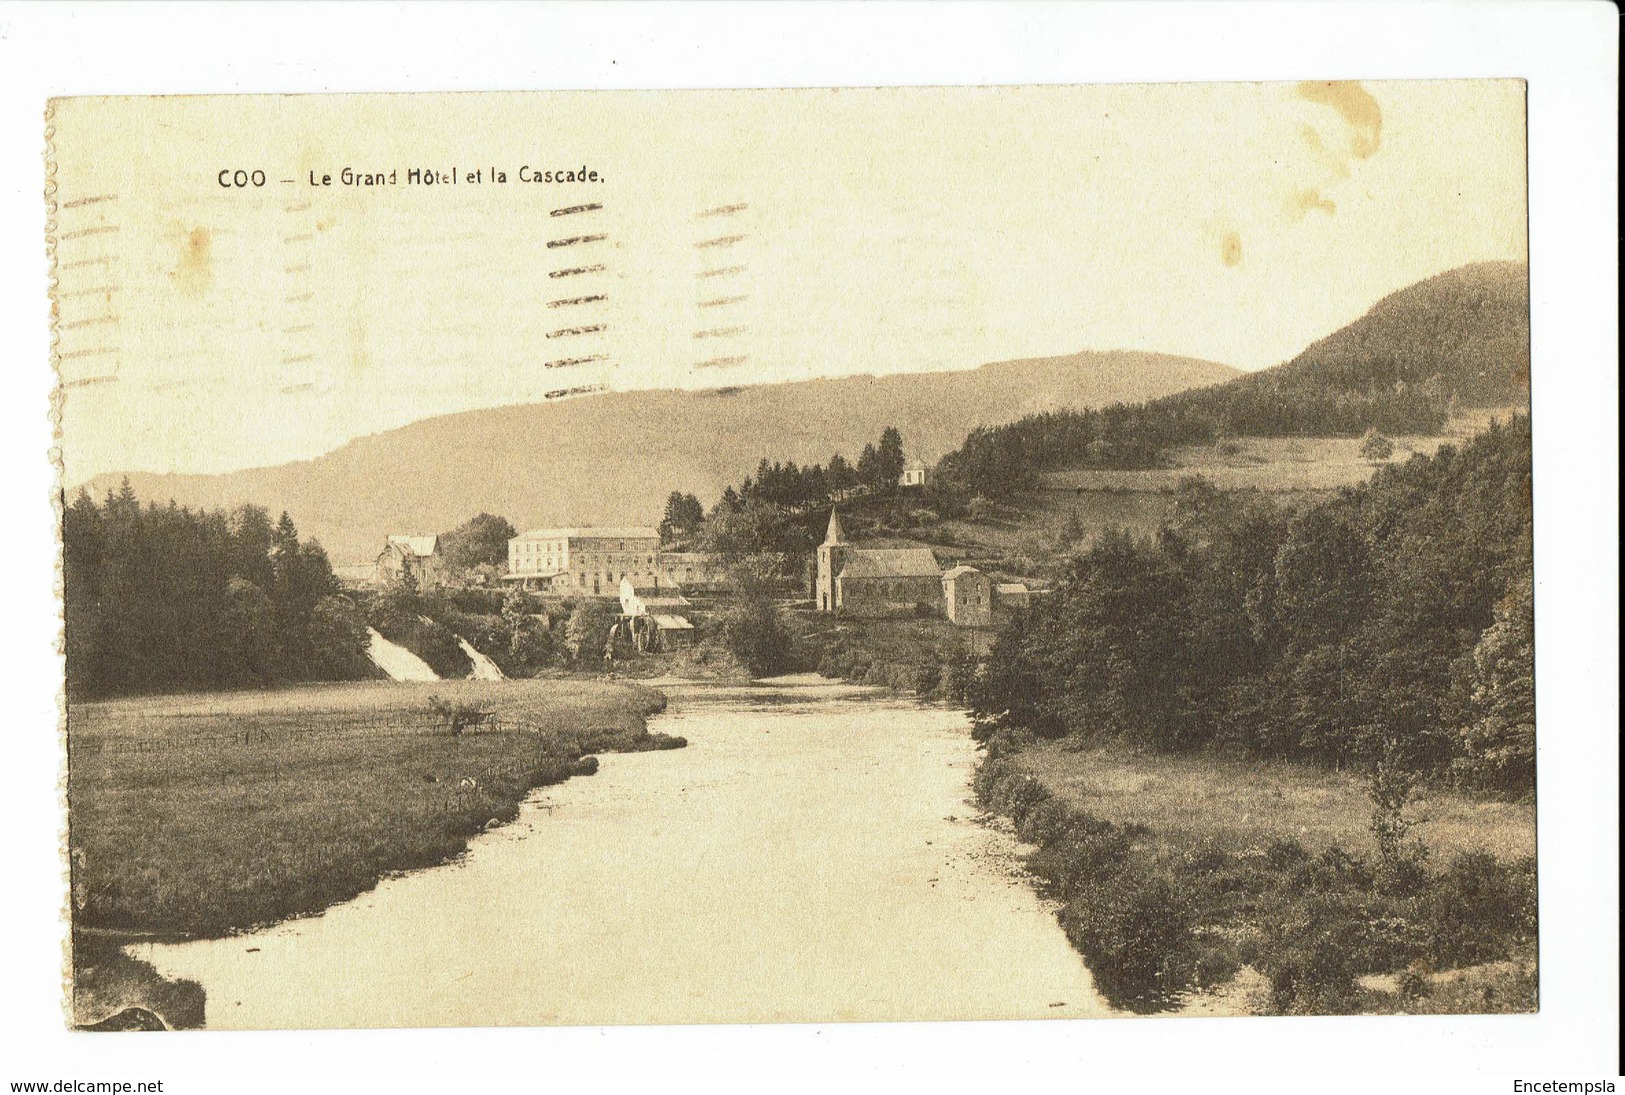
[1060,872,1198,1009]
[1289,846,1375,894]
[425,694,490,734]
[1360,428,1396,462]
[714,595,798,677]
[1027,818,1134,900]
[1418,852,1537,967]
[1396,966,1431,1003]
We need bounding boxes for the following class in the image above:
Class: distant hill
[80,351,1237,564]
[937,262,1531,492]
[1275,260,1529,405]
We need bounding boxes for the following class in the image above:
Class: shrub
[1027,818,1133,900]
[1258,891,1426,1014]
[1396,966,1431,1003]
[1418,852,1537,967]
[1289,846,1375,894]
[1264,838,1312,872]
[1360,428,1396,462]
[1060,871,1198,1009]
[1013,798,1070,846]
[911,661,942,696]
[425,694,490,734]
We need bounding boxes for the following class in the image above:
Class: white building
[619,576,692,619]
[505,526,661,595]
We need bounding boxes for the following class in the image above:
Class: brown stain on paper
[1296,81,1383,159]
[1220,231,1243,267]
[1291,188,1337,218]
[170,226,213,298]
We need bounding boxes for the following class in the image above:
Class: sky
[50,81,1527,483]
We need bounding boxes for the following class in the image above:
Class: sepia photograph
[2,4,1617,1088]
[48,80,1542,1031]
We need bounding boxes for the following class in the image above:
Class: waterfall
[366,628,440,681]
[457,636,505,681]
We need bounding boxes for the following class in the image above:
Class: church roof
[822,508,846,546]
[839,548,941,579]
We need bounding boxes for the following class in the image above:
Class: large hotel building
[505,527,662,596]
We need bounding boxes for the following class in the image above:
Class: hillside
[938,262,1530,492]
[1274,260,1529,406]
[80,351,1236,563]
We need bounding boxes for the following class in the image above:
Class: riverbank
[68,679,674,1025]
[977,739,1537,1016]
[137,678,1116,1028]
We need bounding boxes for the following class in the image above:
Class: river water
[137,675,1113,1028]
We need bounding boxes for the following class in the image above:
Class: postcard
[50,82,1533,1031]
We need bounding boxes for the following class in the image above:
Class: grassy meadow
[978,743,1537,1016]
[1016,742,1536,863]
[68,679,673,938]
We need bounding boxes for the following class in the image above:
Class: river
[136,675,1114,1028]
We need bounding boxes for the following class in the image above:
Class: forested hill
[1273,261,1529,406]
[938,262,1530,493]
[80,350,1235,564]
[970,414,1534,792]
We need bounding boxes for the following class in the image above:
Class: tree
[875,426,906,490]
[856,443,881,491]
[440,513,517,571]
[562,599,612,665]
[1360,428,1395,462]
[659,492,706,541]
[711,565,796,676]
[220,577,278,682]
[501,589,555,674]
[1454,568,1535,793]
[60,485,373,696]
[307,595,373,679]
[827,453,857,495]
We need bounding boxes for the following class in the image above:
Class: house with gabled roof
[376,534,443,590]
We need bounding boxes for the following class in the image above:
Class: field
[68,679,671,939]
[1014,741,1536,862]
[986,742,1538,1015]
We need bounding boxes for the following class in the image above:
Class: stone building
[375,535,442,590]
[504,526,661,595]
[942,565,994,627]
[815,509,942,617]
[655,551,733,593]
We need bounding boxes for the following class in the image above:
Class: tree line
[63,483,373,698]
[650,426,914,567]
[968,416,1534,794]
[716,426,907,514]
[937,370,1455,495]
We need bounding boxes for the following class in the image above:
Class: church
[814,509,943,617]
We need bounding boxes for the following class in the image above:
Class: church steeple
[822,507,847,547]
